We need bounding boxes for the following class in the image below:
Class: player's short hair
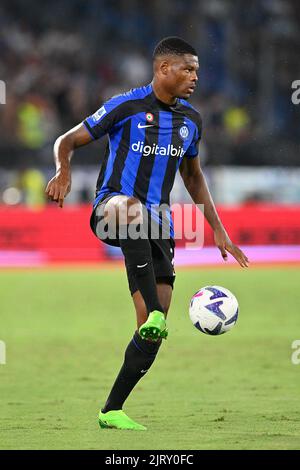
[153,37,197,59]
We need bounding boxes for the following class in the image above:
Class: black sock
[102,331,162,412]
[119,225,164,314]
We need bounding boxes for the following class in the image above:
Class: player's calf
[101,331,162,413]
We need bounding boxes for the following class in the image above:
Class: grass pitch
[0,265,300,450]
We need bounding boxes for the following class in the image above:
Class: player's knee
[117,197,142,225]
[123,197,143,224]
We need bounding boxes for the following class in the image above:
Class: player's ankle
[150,308,165,316]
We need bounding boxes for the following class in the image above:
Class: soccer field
[0,266,299,450]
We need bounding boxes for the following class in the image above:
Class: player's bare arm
[180,156,249,268]
[45,123,92,208]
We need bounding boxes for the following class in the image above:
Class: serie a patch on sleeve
[92,106,106,123]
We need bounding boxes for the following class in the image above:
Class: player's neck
[151,80,177,106]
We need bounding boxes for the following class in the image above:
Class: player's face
[165,54,199,99]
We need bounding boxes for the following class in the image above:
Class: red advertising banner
[0,205,105,265]
[172,203,300,247]
[0,204,299,265]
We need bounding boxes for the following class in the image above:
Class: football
[189,285,239,335]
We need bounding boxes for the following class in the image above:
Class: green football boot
[139,310,168,341]
[98,410,147,431]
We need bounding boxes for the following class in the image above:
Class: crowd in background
[0,0,300,205]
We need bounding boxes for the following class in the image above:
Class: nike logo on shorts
[137,263,148,268]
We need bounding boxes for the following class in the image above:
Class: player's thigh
[92,194,143,243]
[104,195,143,225]
[133,284,173,329]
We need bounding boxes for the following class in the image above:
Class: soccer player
[46,37,249,431]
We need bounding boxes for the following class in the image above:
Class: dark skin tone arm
[45,123,92,207]
[180,156,249,268]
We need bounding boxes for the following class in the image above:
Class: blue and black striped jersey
[83,83,202,236]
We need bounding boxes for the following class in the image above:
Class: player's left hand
[214,227,249,268]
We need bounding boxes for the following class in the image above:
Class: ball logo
[179,125,189,140]
[146,112,154,122]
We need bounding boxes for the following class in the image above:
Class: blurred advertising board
[0,204,299,266]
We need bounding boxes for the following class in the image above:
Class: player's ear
[160,60,169,76]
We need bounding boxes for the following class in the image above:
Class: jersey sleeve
[185,116,202,159]
[83,94,129,140]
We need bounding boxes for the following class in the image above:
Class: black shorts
[90,194,176,295]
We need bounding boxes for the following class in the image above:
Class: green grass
[0,266,300,450]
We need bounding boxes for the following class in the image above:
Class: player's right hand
[45,171,71,208]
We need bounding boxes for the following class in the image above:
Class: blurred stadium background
[1,0,300,266]
[1,0,300,451]
[1,0,300,265]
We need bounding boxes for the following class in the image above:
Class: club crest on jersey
[92,106,106,123]
[179,125,189,140]
[146,112,154,122]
